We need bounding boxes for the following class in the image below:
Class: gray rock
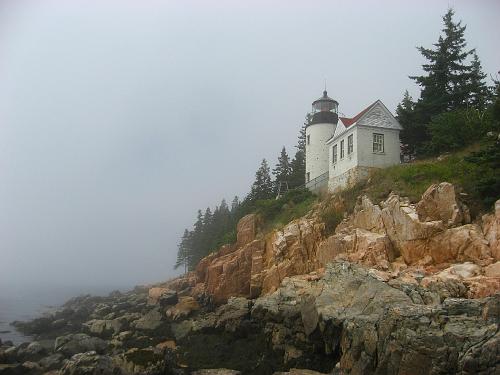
[60,351,118,375]
[158,289,178,307]
[191,370,241,375]
[113,347,165,374]
[132,308,164,331]
[252,261,500,375]
[54,333,108,357]
[38,353,65,371]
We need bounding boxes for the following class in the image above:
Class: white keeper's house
[305,90,402,193]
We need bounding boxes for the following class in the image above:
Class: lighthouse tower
[305,90,339,185]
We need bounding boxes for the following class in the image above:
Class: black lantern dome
[310,90,339,125]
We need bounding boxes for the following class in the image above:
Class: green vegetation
[338,141,499,217]
[398,8,496,158]
[253,188,316,231]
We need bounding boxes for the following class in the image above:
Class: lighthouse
[305,90,339,186]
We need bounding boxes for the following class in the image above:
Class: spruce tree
[289,114,311,187]
[249,159,273,201]
[468,53,491,110]
[396,90,428,157]
[272,146,292,193]
[410,8,474,122]
[174,229,192,273]
[230,196,240,212]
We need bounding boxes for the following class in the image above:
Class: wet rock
[60,351,117,375]
[114,347,165,374]
[38,353,65,371]
[54,333,108,357]
[133,308,164,331]
[192,370,241,375]
[147,288,178,306]
[165,297,200,321]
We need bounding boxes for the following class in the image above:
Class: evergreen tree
[410,8,474,122]
[396,90,428,157]
[174,229,192,273]
[467,53,491,110]
[230,196,240,212]
[272,146,292,193]
[289,114,311,187]
[248,159,273,201]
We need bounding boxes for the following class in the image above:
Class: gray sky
[0,0,498,290]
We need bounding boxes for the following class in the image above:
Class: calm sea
[0,284,131,345]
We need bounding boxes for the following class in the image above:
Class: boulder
[351,195,385,233]
[38,353,65,371]
[192,370,241,375]
[483,199,500,261]
[147,287,178,306]
[60,351,117,375]
[133,308,165,331]
[165,296,200,321]
[114,347,165,374]
[484,261,500,277]
[54,333,108,356]
[416,182,470,227]
[381,193,445,264]
[85,318,125,338]
[428,224,492,265]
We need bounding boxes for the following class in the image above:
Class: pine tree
[230,196,240,212]
[289,114,311,187]
[410,8,474,122]
[174,229,192,273]
[467,53,491,110]
[396,90,428,157]
[272,146,292,193]
[248,159,273,201]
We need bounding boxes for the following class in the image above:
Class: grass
[335,141,498,219]
[255,188,317,232]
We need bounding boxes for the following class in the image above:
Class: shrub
[320,207,343,236]
[425,108,492,155]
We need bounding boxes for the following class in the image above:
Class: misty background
[0,0,499,294]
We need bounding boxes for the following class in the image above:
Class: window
[332,144,337,163]
[347,134,353,154]
[373,133,384,153]
[340,139,345,159]
[307,135,310,145]
[306,172,310,182]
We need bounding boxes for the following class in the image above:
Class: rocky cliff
[2,182,498,375]
[174,182,499,305]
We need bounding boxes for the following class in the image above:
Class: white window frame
[340,139,345,159]
[373,133,384,153]
[332,144,337,163]
[307,135,310,145]
[347,134,353,155]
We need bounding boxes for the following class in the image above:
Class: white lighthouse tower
[305,90,339,190]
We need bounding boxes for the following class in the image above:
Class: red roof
[339,101,377,127]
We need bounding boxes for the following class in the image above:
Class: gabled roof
[326,100,401,145]
[338,101,377,127]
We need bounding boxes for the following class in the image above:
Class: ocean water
[0,284,131,345]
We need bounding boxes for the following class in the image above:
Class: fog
[0,0,498,292]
